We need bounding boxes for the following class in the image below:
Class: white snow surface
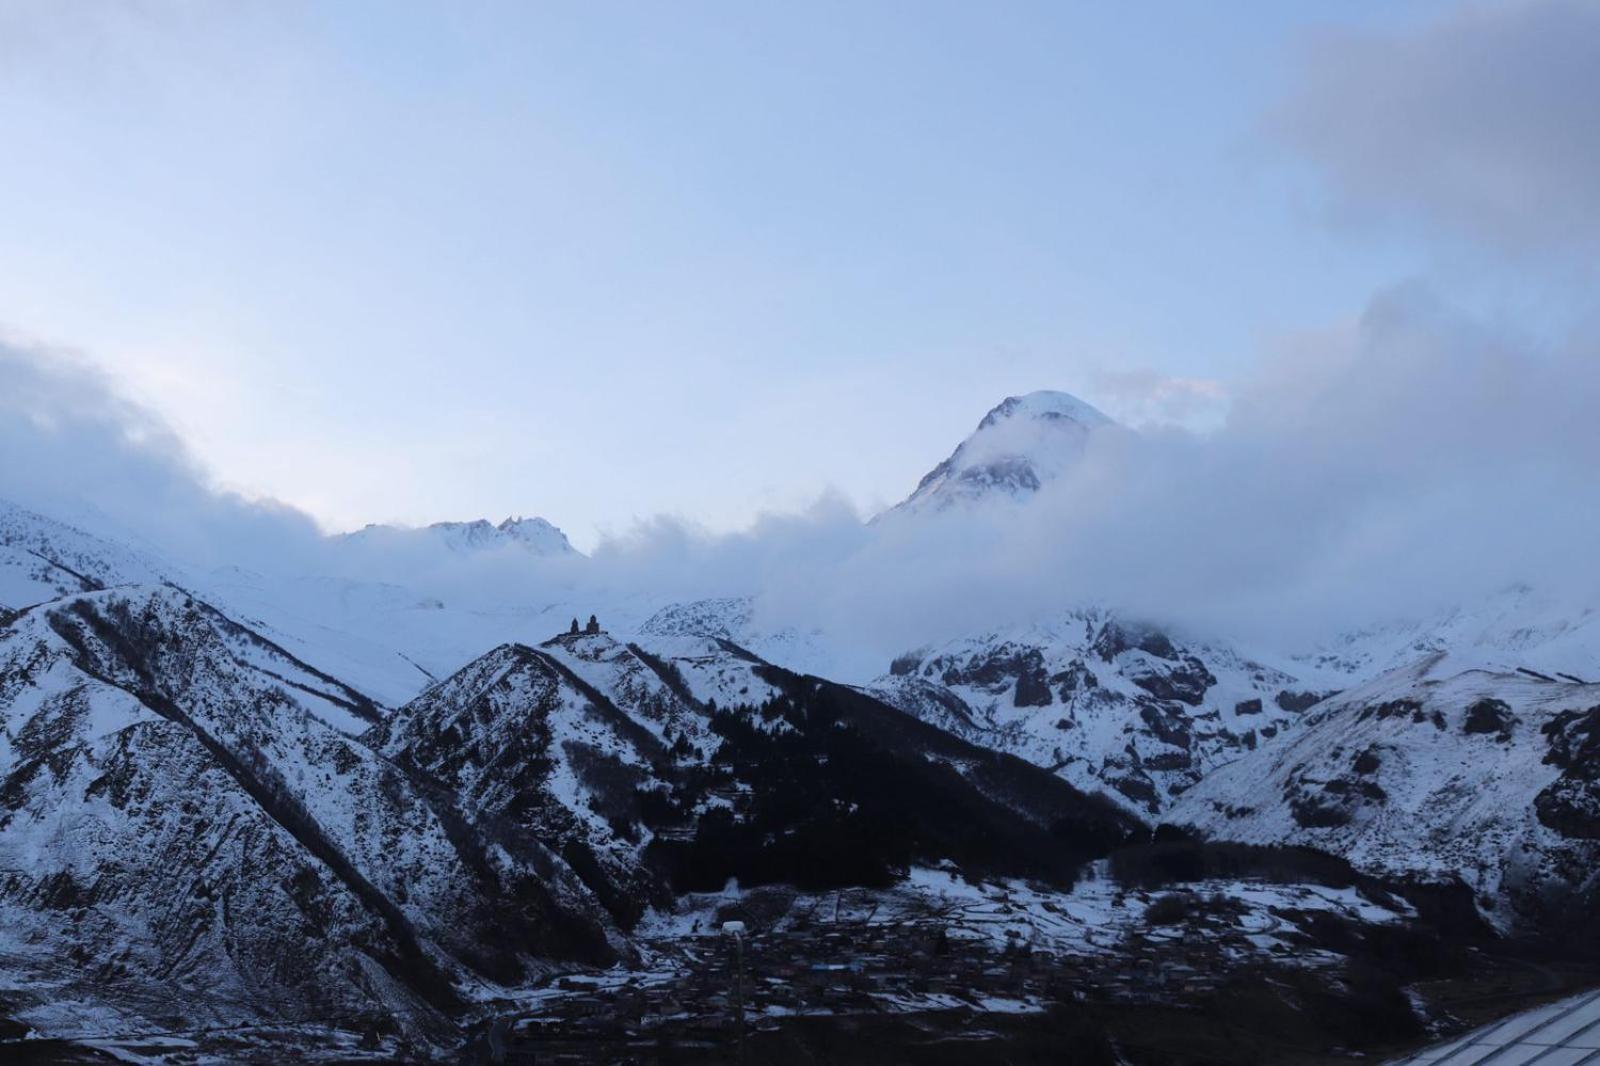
[0,499,170,610]
[869,608,1311,816]
[1296,584,1600,687]
[640,862,1412,973]
[887,390,1117,516]
[637,596,845,681]
[0,585,536,1034]
[338,515,578,558]
[1170,655,1600,924]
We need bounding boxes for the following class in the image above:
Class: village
[468,872,1393,1063]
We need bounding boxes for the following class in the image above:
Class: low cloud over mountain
[7,280,1600,670]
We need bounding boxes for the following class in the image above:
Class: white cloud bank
[585,285,1600,655]
[14,279,1594,666]
[0,340,324,572]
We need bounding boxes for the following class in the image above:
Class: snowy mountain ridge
[2,365,1600,1054]
[869,608,1322,815]
[0,498,172,611]
[0,581,629,1038]
[1294,584,1599,686]
[338,514,578,557]
[888,389,1117,515]
[1169,654,1600,928]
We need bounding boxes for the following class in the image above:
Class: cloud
[1050,285,1600,638]
[1088,369,1229,430]
[1274,0,1600,257]
[5,286,1599,678]
[0,338,323,571]
[573,284,1600,663]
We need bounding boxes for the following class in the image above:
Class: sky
[3,0,1600,662]
[0,0,1510,547]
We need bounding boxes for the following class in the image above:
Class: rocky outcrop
[1171,660,1600,928]
[871,610,1301,816]
[1534,704,1600,839]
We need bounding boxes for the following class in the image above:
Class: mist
[573,285,1600,660]
[6,0,1599,672]
[10,278,1595,675]
[0,340,325,573]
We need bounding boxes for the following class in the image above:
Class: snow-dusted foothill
[0,584,620,1038]
[1170,655,1600,929]
[871,609,1320,815]
[0,499,170,610]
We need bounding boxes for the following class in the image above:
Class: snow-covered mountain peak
[338,514,578,557]
[891,390,1118,514]
[496,515,573,553]
[977,390,1114,431]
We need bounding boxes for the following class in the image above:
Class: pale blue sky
[0,1,1499,546]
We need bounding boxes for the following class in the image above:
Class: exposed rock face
[0,586,620,1033]
[1276,689,1328,713]
[888,391,1116,515]
[871,611,1306,816]
[935,646,1053,708]
[1126,654,1217,707]
[1284,770,1388,830]
[1171,658,1600,928]
[1535,704,1600,839]
[379,630,1141,906]
[1463,697,1518,740]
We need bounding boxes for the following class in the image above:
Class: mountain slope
[3,495,1596,1055]
[636,596,844,679]
[1295,585,1600,686]
[889,390,1116,515]
[1169,654,1600,929]
[375,635,681,931]
[871,610,1323,816]
[0,585,619,1037]
[0,500,169,612]
[378,626,1144,924]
